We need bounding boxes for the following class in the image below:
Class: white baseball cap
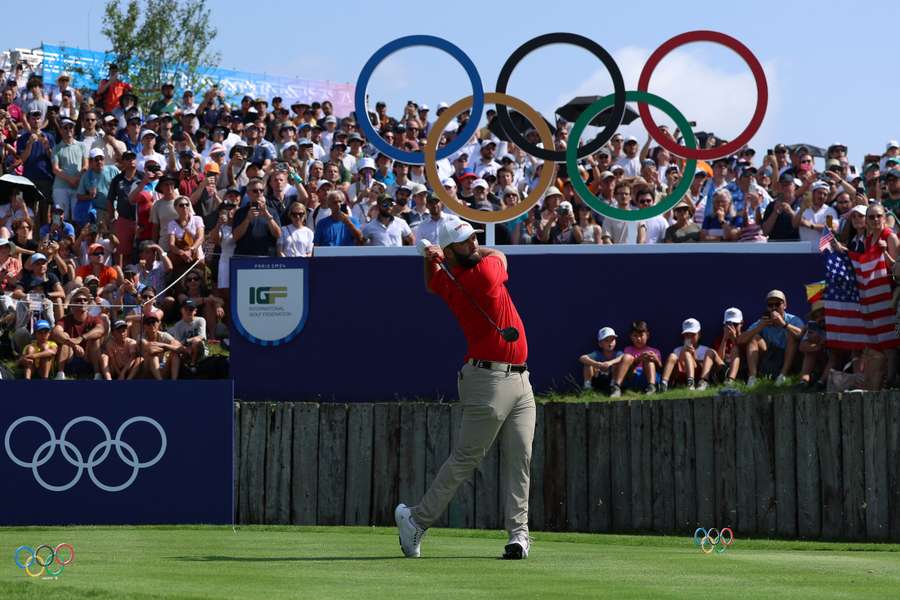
[438,101,449,109]
[440,177,457,188]
[597,327,616,341]
[89,148,105,159]
[357,157,375,172]
[887,140,900,151]
[438,220,482,248]
[681,318,701,334]
[723,307,743,324]
[409,182,427,195]
[810,181,830,192]
[471,178,489,190]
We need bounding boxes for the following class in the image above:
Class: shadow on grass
[171,554,498,562]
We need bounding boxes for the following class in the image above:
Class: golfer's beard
[453,249,482,269]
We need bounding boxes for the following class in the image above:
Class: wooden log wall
[234,392,900,541]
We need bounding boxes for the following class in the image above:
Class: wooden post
[610,401,631,530]
[425,403,451,528]
[399,404,427,510]
[817,393,843,540]
[752,395,777,536]
[888,390,900,542]
[672,399,696,531]
[238,402,267,524]
[713,395,737,529]
[317,403,347,525]
[345,403,374,526]
[694,396,715,528]
[795,393,821,538]
[651,400,674,532]
[371,403,401,526]
[630,401,652,530]
[290,403,319,525]
[543,403,567,531]
[529,404,545,531]
[264,402,293,525]
[774,394,797,537]
[588,403,612,532]
[841,392,867,540]
[735,395,757,534]
[565,403,588,532]
[863,392,889,540]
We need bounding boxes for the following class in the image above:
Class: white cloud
[552,46,780,153]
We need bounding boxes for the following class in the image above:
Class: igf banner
[0,380,233,525]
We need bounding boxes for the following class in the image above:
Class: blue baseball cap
[35,320,51,332]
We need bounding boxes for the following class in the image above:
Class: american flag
[819,230,835,253]
[824,245,899,349]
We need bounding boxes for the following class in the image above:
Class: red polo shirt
[429,255,527,364]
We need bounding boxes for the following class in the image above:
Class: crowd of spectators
[1,59,900,380]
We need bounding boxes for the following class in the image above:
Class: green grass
[539,376,800,403]
[2,526,898,599]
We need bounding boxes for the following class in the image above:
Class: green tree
[101,0,220,107]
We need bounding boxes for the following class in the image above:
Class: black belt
[469,359,527,373]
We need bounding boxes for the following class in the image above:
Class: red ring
[636,30,768,160]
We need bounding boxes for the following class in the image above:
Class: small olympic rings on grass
[13,543,74,577]
[692,527,734,555]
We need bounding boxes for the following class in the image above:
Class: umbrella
[0,174,45,205]
[487,111,556,143]
[787,143,826,159]
[555,96,639,128]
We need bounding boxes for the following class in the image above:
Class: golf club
[418,239,520,343]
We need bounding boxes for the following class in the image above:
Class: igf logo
[249,286,288,304]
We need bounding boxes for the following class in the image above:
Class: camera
[556,207,569,216]
[147,164,161,173]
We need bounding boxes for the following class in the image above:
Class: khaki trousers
[412,362,536,539]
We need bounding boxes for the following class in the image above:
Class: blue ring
[354,35,484,165]
[15,545,34,569]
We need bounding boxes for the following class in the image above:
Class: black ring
[494,33,626,163]
[34,544,55,568]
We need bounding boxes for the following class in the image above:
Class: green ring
[45,561,64,577]
[567,90,697,222]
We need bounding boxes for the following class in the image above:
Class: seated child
[101,319,142,380]
[611,320,662,396]
[579,327,624,392]
[798,302,827,390]
[18,320,58,380]
[661,318,719,392]
[709,307,744,387]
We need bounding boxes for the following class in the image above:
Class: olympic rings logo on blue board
[354,31,768,223]
[4,416,167,493]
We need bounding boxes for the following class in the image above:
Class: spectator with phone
[10,278,55,354]
[660,318,714,391]
[313,190,364,247]
[52,287,107,379]
[761,173,801,240]
[610,320,663,397]
[700,188,742,241]
[100,319,142,380]
[232,178,283,256]
[76,149,119,228]
[738,289,804,386]
[797,302,828,390]
[50,117,87,221]
[664,199,700,242]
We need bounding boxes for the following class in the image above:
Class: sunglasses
[867,214,885,220]
[248,189,265,194]
[177,203,190,208]
[638,198,653,205]
[767,301,783,308]
[290,212,305,217]
[91,251,104,256]
[186,277,201,282]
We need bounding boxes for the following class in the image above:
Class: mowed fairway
[1,526,898,599]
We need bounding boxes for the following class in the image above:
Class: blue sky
[12,0,898,167]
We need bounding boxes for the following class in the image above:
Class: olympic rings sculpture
[4,416,167,493]
[693,527,735,554]
[15,543,75,578]
[355,31,768,223]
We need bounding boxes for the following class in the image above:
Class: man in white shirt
[362,196,415,247]
[614,136,641,177]
[794,181,838,244]
[412,193,460,244]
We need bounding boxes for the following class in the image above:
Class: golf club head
[500,327,520,342]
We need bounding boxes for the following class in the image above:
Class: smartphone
[52,214,61,226]
[767,149,774,156]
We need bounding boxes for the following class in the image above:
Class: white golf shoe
[395,503,426,558]
[502,535,530,560]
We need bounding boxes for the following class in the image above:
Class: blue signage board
[0,381,233,525]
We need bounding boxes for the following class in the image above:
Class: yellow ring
[700,535,715,554]
[423,92,557,224]
[25,560,45,578]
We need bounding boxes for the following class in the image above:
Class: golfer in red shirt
[395,220,536,560]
